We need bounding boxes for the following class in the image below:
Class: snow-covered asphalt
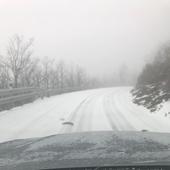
[0,87,170,143]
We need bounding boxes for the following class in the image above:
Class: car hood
[0,131,170,170]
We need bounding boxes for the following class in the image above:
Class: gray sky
[0,0,170,78]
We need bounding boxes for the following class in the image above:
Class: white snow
[156,100,170,117]
[0,87,170,143]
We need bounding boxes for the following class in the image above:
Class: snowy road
[0,87,170,143]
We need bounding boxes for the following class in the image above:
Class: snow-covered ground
[0,87,170,143]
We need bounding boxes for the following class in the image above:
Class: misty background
[0,0,170,86]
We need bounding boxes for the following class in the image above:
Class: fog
[0,0,170,78]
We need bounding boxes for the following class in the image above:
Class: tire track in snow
[111,88,161,131]
[116,89,170,132]
[90,95,112,131]
[115,90,158,131]
[60,93,111,133]
[103,91,135,131]
[102,96,118,131]
[60,95,96,133]
[71,93,112,132]
[72,98,95,132]
[110,93,136,131]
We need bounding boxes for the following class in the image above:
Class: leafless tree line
[0,35,136,90]
[0,35,97,90]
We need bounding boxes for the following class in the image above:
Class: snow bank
[131,83,170,117]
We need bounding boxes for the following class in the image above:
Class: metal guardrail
[0,87,36,98]
[0,92,37,105]
[0,87,84,111]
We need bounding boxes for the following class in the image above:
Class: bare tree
[75,66,87,88]
[33,67,43,88]
[0,35,100,91]
[64,64,76,88]
[3,35,33,88]
[57,61,66,89]
[41,57,54,89]
[20,58,39,87]
[0,63,10,88]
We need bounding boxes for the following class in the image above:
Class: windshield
[0,0,170,169]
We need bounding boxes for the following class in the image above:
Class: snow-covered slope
[0,87,170,144]
[131,83,170,117]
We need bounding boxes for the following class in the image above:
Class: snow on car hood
[0,131,170,170]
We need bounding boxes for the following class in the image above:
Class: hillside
[131,83,170,116]
[131,43,170,116]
